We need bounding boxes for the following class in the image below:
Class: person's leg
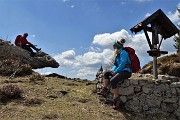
[103,70,113,87]
[29,44,41,51]
[22,45,36,56]
[110,71,131,109]
[97,70,113,95]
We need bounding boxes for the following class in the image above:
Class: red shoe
[97,87,109,96]
[112,96,123,110]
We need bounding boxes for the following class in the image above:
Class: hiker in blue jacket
[98,38,132,109]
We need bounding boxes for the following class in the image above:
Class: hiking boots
[36,48,41,52]
[97,87,109,97]
[112,96,123,110]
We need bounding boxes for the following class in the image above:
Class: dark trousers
[21,44,37,56]
[104,70,131,89]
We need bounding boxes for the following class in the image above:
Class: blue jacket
[111,48,131,74]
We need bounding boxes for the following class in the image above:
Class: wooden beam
[143,29,153,49]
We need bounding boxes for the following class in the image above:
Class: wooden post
[151,23,159,79]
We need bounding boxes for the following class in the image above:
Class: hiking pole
[9,71,16,79]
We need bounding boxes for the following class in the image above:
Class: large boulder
[0,39,59,69]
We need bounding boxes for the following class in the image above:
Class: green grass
[0,76,176,120]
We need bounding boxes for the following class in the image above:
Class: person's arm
[113,50,128,74]
[24,39,32,45]
[111,66,116,71]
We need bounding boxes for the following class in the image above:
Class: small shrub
[0,84,23,102]
[29,74,45,84]
[0,59,32,76]
[168,63,180,77]
[16,64,33,76]
[24,97,43,106]
[159,63,170,75]
[42,114,58,120]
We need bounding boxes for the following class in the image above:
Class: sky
[0,0,179,80]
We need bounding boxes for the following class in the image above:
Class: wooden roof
[130,9,179,39]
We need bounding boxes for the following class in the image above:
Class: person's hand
[111,71,115,76]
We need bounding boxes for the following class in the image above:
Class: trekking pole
[9,71,16,79]
[9,64,19,79]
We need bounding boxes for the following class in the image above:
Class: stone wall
[96,70,180,119]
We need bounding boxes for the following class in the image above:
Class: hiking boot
[112,96,123,110]
[36,48,41,52]
[97,87,109,97]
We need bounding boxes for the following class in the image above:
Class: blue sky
[0,0,179,80]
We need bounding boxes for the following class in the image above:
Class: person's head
[23,33,28,38]
[113,38,125,50]
[113,38,125,57]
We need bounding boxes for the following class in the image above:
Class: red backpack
[124,47,140,73]
[14,35,21,46]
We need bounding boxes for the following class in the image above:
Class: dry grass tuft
[140,53,180,77]
[24,97,43,106]
[0,84,23,103]
[29,74,45,84]
[0,59,32,76]
[42,113,59,120]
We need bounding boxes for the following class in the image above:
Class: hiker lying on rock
[97,39,132,109]
[15,33,41,57]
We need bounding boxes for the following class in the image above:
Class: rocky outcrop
[45,73,66,79]
[0,39,59,69]
[96,68,180,119]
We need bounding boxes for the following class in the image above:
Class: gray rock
[171,88,177,96]
[170,82,180,88]
[131,80,139,85]
[142,84,154,94]
[125,100,142,112]
[134,86,141,93]
[138,93,147,105]
[120,96,127,103]
[174,98,180,120]
[165,90,172,97]
[161,102,177,113]
[176,88,180,95]
[145,107,160,114]
[143,104,149,111]
[119,86,134,96]
[146,94,162,107]
[0,44,59,69]
[121,79,131,87]
[153,84,166,96]
[163,97,178,103]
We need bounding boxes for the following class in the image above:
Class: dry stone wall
[96,70,180,119]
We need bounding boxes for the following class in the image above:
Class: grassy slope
[140,52,180,77]
[0,76,176,120]
[0,76,128,120]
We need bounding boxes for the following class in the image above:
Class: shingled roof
[130,9,179,39]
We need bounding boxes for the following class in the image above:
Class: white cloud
[61,50,75,59]
[92,29,131,48]
[62,0,69,2]
[134,0,152,2]
[71,5,75,8]
[53,27,177,80]
[51,4,179,80]
[145,7,179,25]
[167,9,180,23]
[40,72,52,75]
[76,67,97,78]
[121,2,126,5]
[145,13,151,18]
[31,35,36,38]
